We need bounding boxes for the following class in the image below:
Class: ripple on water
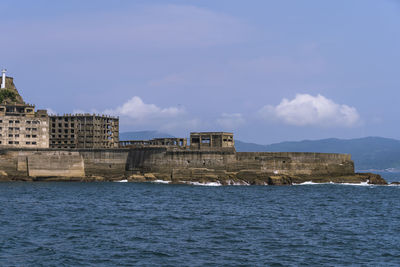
[0,182,399,266]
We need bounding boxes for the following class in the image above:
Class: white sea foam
[115,179,128,183]
[152,180,170,184]
[186,181,222,186]
[294,180,375,186]
[340,180,371,186]
[294,181,321,185]
[228,180,250,186]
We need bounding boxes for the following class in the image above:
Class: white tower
[1,69,6,89]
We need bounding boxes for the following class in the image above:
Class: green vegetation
[0,89,17,103]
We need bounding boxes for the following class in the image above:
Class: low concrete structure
[120,137,187,148]
[190,132,234,150]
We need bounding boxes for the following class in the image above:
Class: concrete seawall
[0,147,385,185]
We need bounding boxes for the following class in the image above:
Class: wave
[152,180,170,184]
[228,180,250,186]
[185,181,222,186]
[294,180,374,186]
[115,179,128,183]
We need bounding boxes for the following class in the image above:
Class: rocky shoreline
[0,171,390,185]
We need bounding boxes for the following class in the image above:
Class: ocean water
[0,182,399,266]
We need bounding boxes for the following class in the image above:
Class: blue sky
[1,0,400,143]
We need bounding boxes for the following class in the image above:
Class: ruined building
[0,70,49,148]
[119,132,234,151]
[49,114,119,149]
[0,70,119,149]
[190,132,234,150]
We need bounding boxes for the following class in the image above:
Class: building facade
[190,132,234,150]
[49,114,119,149]
[0,71,49,148]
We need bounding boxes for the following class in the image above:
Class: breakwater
[0,147,386,185]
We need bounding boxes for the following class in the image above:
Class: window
[52,123,55,127]
[15,134,19,138]
[32,128,37,131]
[52,129,55,133]
[26,135,30,138]
[65,123,68,127]
[26,128,31,131]
[14,141,19,144]
[32,135,37,138]
[8,134,12,137]
[15,127,20,131]
[15,120,20,124]
[0,120,2,123]
[32,142,37,145]
[9,120,13,123]
[58,123,62,127]
[27,121,31,124]
[26,142,31,145]
[8,141,13,144]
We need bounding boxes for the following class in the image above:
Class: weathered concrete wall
[128,150,354,176]
[27,151,84,177]
[234,152,354,175]
[79,149,129,178]
[0,148,354,180]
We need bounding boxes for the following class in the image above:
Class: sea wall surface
[0,147,386,185]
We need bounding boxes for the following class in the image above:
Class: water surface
[0,182,399,266]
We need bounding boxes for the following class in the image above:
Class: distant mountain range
[119,131,174,141]
[120,132,400,170]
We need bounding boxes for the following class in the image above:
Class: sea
[0,172,399,266]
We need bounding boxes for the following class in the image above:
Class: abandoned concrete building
[0,70,119,149]
[0,70,49,148]
[0,71,235,151]
[120,132,235,151]
[190,132,234,150]
[49,114,119,149]
[120,137,187,148]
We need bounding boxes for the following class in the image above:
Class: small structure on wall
[189,132,234,150]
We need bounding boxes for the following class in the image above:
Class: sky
[1,0,400,144]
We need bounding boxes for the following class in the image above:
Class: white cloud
[105,96,184,121]
[260,94,360,127]
[216,113,245,130]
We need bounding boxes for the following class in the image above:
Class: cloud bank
[260,94,360,127]
[105,96,184,121]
